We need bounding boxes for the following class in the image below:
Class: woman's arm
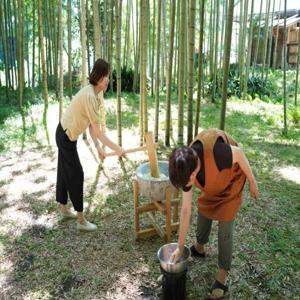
[88,124,98,145]
[231,146,259,199]
[170,189,193,262]
[89,125,105,161]
[89,123,124,157]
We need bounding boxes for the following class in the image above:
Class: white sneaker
[60,210,77,220]
[77,220,97,232]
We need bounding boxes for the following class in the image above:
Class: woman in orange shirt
[169,129,259,299]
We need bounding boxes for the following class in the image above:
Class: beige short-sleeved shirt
[61,84,103,141]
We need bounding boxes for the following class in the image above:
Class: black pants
[56,123,84,212]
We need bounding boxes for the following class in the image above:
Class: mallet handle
[105,143,159,157]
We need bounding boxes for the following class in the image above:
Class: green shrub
[108,66,140,92]
[287,106,300,126]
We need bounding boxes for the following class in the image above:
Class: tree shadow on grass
[0,192,9,212]
[2,102,299,299]
[0,156,171,298]
[21,190,57,218]
[1,183,164,299]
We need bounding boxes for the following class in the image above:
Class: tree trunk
[165,0,176,146]
[154,0,162,142]
[0,0,10,99]
[150,0,156,96]
[161,0,167,87]
[46,0,53,85]
[265,0,276,82]
[140,0,148,141]
[209,0,213,80]
[123,0,130,66]
[273,0,282,68]
[133,0,139,93]
[261,0,271,80]
[107,0,112,89]
[25,4,30,87]
[240,0,249,96]
[218,0,227,96]
[53,0,59,96]
[219,0,225,71]
[103,0,107,59]
[177,0,186,145]
[187,0,196,144]
[58,0,63,120]
[173,0,180,87]
[219,0,234,130]
[18,0,24,107]
[252,0,263,74]
[93,0,106,136]
[242,0,254,98]
[9,0,17,88]
[86,0,91,75]
[38,0,49,123]
[238,0,244,75]
[93,0,101,59]
[80,0,87,87]
[294,25,300,106]
[211,0,219,102]
[50,0,55,86]
[67,0,72,99]
[32,0,36,89]
[283,0,287,134]
[194,0,205,137]
[116,0,122,145]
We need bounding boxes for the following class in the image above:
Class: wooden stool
[133,179,180,242]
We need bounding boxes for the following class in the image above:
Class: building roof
[276,15,300,28]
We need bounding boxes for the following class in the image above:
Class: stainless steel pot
[157,243,190,273]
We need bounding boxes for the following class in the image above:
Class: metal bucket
[157,243,190,274]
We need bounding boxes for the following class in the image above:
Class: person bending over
[169,128,259,299]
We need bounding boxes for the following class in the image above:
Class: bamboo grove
[0,0,298,146]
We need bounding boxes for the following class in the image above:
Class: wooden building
[251,9,300,68]
[273,13,300,67]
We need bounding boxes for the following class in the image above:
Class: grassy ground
[0,92,299,300]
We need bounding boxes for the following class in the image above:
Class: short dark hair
[89,59,110,85]
[168,146,198,189]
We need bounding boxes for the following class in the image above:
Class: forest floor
[0,94,299,300]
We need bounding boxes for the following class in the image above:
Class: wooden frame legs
[133,180,180,242]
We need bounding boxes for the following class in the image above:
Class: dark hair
[169,146,198,189]
[89,59,110,85]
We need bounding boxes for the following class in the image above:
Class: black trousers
[56,123,84,212]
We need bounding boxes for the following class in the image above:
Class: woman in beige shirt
[56,59,124,231]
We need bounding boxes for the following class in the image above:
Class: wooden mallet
[105,131,160,178]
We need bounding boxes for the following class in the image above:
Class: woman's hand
[249,179,259,200]
[97,147,106,161]
[116,147,126,158]
[170,247,183,264]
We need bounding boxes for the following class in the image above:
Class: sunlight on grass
[0,95,299,299]
[276,166,300,185]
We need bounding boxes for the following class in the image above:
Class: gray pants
[196,212,234,271]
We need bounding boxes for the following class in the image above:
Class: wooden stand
[133,179,180,242]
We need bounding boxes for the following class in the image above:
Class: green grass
[0,87,299,299]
